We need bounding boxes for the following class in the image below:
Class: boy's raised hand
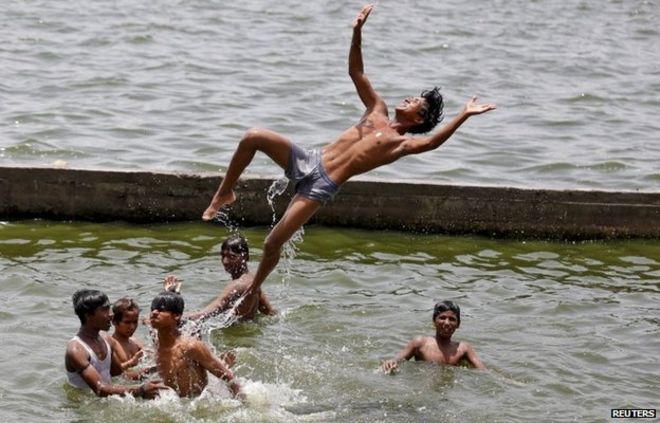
[163,275,182,294]
[464,96,496,116]
[353,4,374,30]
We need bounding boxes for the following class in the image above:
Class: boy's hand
[125,349,144,368]
[463,96,496,116]
[353,4,374,30]
[163,275,182,294]
[140,379,168,399]
[381,359,399,374]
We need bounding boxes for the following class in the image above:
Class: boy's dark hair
[72,289,109,324]
[408,87,444,134]
[221,234,249,260]
[150,291,184,315]
[432,300,460,324]
[112,297,140,323]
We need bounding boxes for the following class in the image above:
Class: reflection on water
[0,221,659,422]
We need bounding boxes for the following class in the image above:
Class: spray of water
[212,209,240,233]
[266,176,290,225]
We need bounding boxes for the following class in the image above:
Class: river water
[1,0,659,191]
[1,222,659,422]
[1,1,659,422]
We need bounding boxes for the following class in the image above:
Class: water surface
[1,221,658,422]
[2,0,659,191]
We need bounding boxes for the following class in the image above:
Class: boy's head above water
[433,300,460,323]
[151,291,185,315]
[112,297,140,323]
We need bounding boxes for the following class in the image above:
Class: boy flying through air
[381,300,486,373]
[202,4,496,296]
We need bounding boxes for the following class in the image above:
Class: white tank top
[66,335,112,389]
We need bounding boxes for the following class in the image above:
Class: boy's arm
[65,343,164,398]
[190,341,244,399]
[184,286,233,321]
[105,334,124,377]
[257,291,277,316]
[395,96,496,156]
[462,342,487,370]
[381,337,421,373]
[349,4,386,114]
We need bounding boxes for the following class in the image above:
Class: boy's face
[221,249,246,274]
[149,307,180,330]
[395,96,427,123]
[113,309,140,337]
[88,303,112,331]
[433,310,459,337]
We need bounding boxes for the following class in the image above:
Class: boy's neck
[156,326,181,347]
[229,264,249,280]
[435,333,453,347]
[78,325,101,339]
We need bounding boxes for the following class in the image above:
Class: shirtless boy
[164,235,276,323]
[64,289,165,398]
[202,4,496,296]
[109,298,145,372]
[381,300,486,373]
[149,291,244,398]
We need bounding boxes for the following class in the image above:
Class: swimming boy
[164,234,276,323]
[202,4,496,296]
[149,291,244,398]
[381,300,486,373]
[109,297,149,378]
[64,289,166,398]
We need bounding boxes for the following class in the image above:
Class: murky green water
[1,221,658,422]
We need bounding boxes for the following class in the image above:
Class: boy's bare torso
[414,336,470,366]
[322,111,407,185]
[156,336,208,397]
[220,273,262,320]
[111,336,141,363]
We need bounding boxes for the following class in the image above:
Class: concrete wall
[1,166,659,239]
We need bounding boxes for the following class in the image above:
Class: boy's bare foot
[202,190,237,221]
[219,350,236,368]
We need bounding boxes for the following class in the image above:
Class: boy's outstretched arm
[396,96,496,156]
[381,337,421,374]
[349,4,386,115]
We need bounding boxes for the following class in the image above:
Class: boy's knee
[240,128,265,146]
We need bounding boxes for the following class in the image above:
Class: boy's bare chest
[419,341,462,365]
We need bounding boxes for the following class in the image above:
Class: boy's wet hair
[112,297,140,323]
[150,291,184,315]
[408,87,444,135]
[221,234,249,260]
[72,289,109,324]
[433,300,460,324]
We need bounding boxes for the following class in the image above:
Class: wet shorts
[285,144,339,204]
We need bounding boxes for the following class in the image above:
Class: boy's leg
[203,128,293,221]
[247,195,322,292]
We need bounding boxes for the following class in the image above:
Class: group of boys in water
[64,4,493,400]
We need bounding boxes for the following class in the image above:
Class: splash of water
[212,209,240,233]
[266,176,289,225]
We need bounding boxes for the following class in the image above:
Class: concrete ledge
[1,166,659,239]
